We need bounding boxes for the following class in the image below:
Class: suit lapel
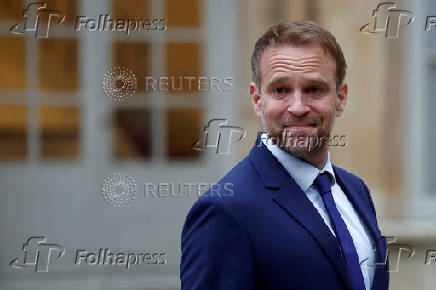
[333,167,382,244]
[333,167,388,290]
[249,140,353,289]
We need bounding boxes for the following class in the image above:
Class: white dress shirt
[261,133,375,290]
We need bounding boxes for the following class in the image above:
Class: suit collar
[249,136,386,289]
[249,137,353,289]
[249,136,289,189]
[261,132,337,192]
[333,166,388,290]
[332,166,381,242]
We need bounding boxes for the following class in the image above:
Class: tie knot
[315,172,332,195]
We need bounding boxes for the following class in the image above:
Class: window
[0,0,80,162]
[110,0,204,162]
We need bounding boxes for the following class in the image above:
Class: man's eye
[274,87,286,94]
[306,87,320,94]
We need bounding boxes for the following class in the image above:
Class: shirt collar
[261,132,336,192]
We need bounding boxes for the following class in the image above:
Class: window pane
[38,39,78,91]
[166,43,201,93]
[0,106,26,160]
[113,0,149,19]
[166,0,201,26]
[39,106,80,160]
[113,109,151,160]
[0,0,23,21]
[0,37,25,91]
[113,42,150,92]
[167,108,201,158]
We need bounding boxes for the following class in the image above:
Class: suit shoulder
[201,155,260,200]
[333,165,366,186]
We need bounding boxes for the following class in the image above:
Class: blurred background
[0,0,435,289]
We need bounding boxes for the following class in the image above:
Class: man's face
[250,44,347,157]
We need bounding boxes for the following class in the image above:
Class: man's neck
[285,145,329,170]
[297,149,328,170]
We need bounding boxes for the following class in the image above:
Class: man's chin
[278,143,314,157]
[275,134,325,155]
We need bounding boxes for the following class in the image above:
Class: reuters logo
[101,172,137,207]
[102,66,137,102]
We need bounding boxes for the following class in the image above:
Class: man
[180,21,389,290]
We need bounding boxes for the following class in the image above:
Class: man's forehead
[259,44,336,84]
[262,43,330,60]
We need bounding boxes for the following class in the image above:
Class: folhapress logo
[193,119,246,155]
[360,2,414,38]
[9,236,65,272]
[10,2,65,38]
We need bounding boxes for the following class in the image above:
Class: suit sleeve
[180,196,255,290]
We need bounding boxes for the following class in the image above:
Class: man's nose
[287,91,310,117]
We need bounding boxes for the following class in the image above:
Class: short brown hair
[251,21,347,89]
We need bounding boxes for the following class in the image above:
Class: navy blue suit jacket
[180,139,389,290]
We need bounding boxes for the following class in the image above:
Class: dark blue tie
[315,172,365,290]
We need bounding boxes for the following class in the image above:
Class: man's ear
[250,82,262,117]
[335,83,347,117]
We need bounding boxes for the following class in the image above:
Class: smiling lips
[283,123,316,129]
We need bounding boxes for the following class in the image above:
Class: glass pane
[167,108,201,158]
[166,0,201,26]
[0,37,25,91]
[113,0,149,19]
[0,106,26,160]
[113,109,151,160]
[166,43,201,93]
[113,42,150,92]
[38,39,78,91]
[39,106,80,160]
[0,0,23,21]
